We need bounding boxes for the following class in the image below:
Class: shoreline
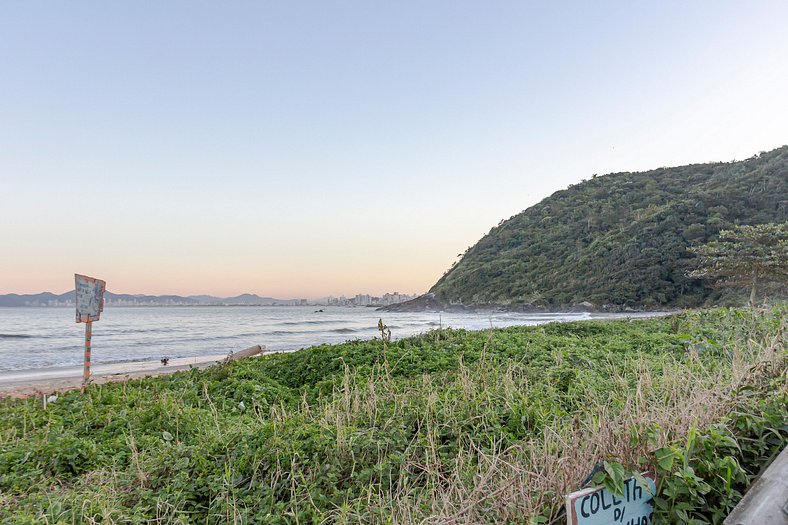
[0,311,674,399]
[0,354,229,398]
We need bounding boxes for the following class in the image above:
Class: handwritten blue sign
[565,474,656,525]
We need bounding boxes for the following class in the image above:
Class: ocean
[0,305,610,374]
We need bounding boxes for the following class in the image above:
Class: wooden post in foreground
[82,321,92,392]
[75,273,106,393]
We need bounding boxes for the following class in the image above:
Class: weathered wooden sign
[75,274,106,391]
[75,274,106,323]
[566,474,657,525]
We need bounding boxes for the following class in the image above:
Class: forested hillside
[430,147,788,308]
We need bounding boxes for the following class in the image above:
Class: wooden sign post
[565,473,657,525]
[75,274,106,391]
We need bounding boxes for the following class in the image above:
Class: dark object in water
[161,357,169,366]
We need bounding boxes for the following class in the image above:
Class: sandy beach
[0,354,229,398]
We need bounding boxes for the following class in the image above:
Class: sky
[2,1,787,299]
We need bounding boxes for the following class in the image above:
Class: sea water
[0,306,603,373]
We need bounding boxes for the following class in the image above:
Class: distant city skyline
[2,1,788,297]
[0,289,418,306]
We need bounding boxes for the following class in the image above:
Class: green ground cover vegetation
[1,307,785,524]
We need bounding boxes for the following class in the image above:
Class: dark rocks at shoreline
[379,294,665,314]
[377,294,467,312]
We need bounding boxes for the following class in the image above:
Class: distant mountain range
[0,291,303,307]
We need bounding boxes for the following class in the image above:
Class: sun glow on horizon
[2,2,788,297]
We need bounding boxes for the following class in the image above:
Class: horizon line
[0,288,424,301]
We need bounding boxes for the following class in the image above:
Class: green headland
[430,147,788,309]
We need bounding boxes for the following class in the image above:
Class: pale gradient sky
[2,1,787,298]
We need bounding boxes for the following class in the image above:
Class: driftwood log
[224,344,266,363]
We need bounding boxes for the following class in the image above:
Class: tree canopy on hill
[689,222,788,306]
[430,147,788,308]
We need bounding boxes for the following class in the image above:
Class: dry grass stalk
[307,315,786,524]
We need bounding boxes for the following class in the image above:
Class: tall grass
[0,308,785,524]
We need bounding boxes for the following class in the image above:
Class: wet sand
[0,354,228,398]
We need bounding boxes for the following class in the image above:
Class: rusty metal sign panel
[75,274,106,323]
[565,473,657,525]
